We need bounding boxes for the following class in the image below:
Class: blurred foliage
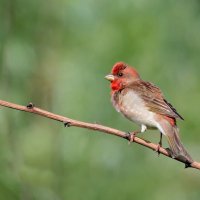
[1,0,200,199]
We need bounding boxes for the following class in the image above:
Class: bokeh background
[1,0,200,199]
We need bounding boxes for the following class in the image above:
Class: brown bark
[0,99,199,170]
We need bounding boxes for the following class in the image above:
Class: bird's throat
[110,80,122,91]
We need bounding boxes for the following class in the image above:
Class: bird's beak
[105,74,114,82]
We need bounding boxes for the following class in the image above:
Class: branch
[0,99,199,170]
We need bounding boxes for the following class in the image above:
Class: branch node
[64,122,71,127]
[185,161,191,169]
[27,102,34,109]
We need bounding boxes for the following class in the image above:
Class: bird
[105,61,193,165]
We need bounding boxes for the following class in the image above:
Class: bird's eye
[118,72,123,77]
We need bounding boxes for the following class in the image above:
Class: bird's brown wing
[128,80,184,120]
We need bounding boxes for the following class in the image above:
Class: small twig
[0,99,199,170]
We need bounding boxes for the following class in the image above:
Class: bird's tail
[166,126,193,164]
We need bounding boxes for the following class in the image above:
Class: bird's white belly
[118,91,157,128]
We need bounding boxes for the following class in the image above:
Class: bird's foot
[155,141,162,156]
[155,144,161,156]
[126,131,140,144]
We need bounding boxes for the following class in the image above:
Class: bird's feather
[127,80,184,120]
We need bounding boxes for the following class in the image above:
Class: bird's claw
[126,132,137,144]
[155,138,162,156]
[155,144,161,156]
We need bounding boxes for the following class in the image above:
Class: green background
[0,0,200,199]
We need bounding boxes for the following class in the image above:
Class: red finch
[105,62,193,164]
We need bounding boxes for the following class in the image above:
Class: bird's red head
[105,62,140,92]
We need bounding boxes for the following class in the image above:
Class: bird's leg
[126,130,141,144]
[156,132,163,156]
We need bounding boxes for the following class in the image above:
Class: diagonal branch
[0,99,199,170]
